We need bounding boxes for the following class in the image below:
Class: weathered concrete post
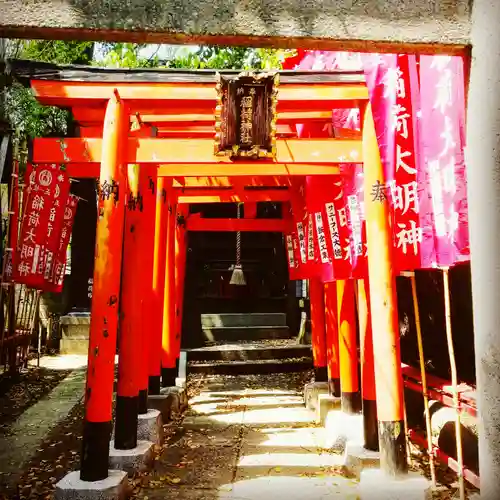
[467,2,500,497]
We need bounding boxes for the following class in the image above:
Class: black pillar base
[114,395,139,450]
[328,377,341,398]
[148,375,161,395]
[362,398,379,451]
[138,388,148,415]
[314,366,328,382]
[80,420,112,482]
[341,391,362,414]
[161,366,177,387]
[378,420,408,477]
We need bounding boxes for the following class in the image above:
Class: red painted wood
[85,94,128,422]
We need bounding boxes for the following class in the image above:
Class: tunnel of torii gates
[20,63,417,483]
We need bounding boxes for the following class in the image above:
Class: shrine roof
[7,59,365,86]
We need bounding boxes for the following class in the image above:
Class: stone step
[187,343,311,362]
[202,326,292,342]
[188,358,313,375]
[201,312,287,328]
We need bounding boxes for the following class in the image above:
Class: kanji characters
[31,195,44,211]
[28,212,40,227]
[371,180,387,202]
[396,145,416,175]
[396,221,422,255]
[389,180,419,215]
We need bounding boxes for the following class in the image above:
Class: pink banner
[362,53,437,270]
[419,55,470,266]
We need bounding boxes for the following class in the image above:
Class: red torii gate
[12,61,403,484]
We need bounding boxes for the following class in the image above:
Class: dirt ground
[0,366,71,437]
[0,367,480,500]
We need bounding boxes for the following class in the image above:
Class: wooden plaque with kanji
[214,71,279,159]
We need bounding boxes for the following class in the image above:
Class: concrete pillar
[467,2,500,497]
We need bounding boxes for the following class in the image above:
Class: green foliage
[5,84,69,138]
[97,43,160,68]
[4,39,93,138]
[21,40,94,65]
[4,41,293,139]
[164,46,292,70]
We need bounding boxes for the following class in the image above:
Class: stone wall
[0,0,471,49]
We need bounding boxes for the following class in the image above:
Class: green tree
[164,46,292,70]
[4,39,94,138]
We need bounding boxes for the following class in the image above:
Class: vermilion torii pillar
[161,192,178,387]
[358,278,378,451]
[337,279,361,414]
[80,92,128,482]
[363,103,407,476]
[174,204,189,370]
[148,177,168,394]
[137,166,156,412]
[324,282,341,397]
[309,277,328,382]
[114,164,143,449]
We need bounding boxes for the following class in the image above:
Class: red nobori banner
[14,164,70,290]
[321,173,354,281]
[386,54,428,271]
[419,55,470,267]
[362,53,437,271]
[47,194,78,292]
[343,164,368,279]
[305,176,333,282]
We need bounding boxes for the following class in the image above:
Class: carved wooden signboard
[214,71,279,159]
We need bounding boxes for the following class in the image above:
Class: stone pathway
[138,374,359,499]
[0,357,87,492]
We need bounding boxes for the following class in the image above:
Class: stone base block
[304,381,329,411]
[323,412,363,452]
[344,441,381,479]
[148,393,173,421]
[148,386,187,421]
[316,393,341,425]
[359,469,432,500]
[176,376,186,388]
[137,409,163,445]
[109,440,154,474]
[54,470,129,500]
